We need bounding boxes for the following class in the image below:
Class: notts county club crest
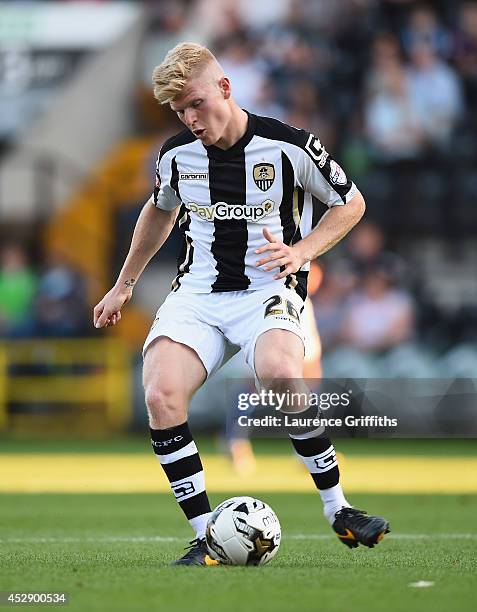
[253,163,275,191]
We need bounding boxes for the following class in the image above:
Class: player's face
[170,76,231,146]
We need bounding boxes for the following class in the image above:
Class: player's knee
[257,355,301,381]
[144,383,184,426]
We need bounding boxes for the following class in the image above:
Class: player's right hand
[93,286,132,329]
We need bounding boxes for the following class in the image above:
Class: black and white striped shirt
[152,112,357,299]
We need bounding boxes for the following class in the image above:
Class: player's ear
[220,77,231,100]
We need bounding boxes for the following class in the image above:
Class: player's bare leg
[254,329,389,548]
[228,298,321,474]
[143,336,205,429]
[143,337,219,565]
[254,328,305,384]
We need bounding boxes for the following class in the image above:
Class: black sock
[150,421,211,538]
[289,434,340,490]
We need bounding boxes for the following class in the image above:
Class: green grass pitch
[1,492,476,612]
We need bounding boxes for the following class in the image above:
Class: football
[205,496,281,565]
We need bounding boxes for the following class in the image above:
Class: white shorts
[143,287,306,378]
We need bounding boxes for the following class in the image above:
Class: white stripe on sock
[189,512,211,540]
[155,441,198,465]
[297,445,338,473]
[319,483,350,525]
[170,470,205,502]
[289,425,326,439]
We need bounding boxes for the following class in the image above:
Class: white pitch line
[0,536,180,543]
[290,533,477,540]
[1,533,477,544]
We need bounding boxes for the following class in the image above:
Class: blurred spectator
[344,221,406,283]
[341,264,415,351]
[364,39,424,160]
[312,260,356,351]
[313,222,414,354]
[454,1,477,106]
[0,243,37,335]
[216,35,267,109]
[380,0,424,32]
[254,1,334,93]
[406,40,464,147]
[365,67,421,159]
[142,0,191,100]
[298,0,374,35]
[146,0,189,34]
[271,36,331,93]
[251,77,286,121]
[401,3,452,59]
[238,0,292,31]
[365,32,403,96]
[285,79,336,150]
[31,255,90,337]
[188,0,245,40]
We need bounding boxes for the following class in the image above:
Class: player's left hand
[255,227,307,280]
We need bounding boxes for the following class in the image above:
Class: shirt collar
[204,110,256,160]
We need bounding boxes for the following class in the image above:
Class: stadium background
[0,1,476,611]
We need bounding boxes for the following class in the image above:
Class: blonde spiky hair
[152,42,218,104]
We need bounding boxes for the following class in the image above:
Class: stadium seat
[436,344,477,378]
[377,343,439,378]
[322,347,380,378]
